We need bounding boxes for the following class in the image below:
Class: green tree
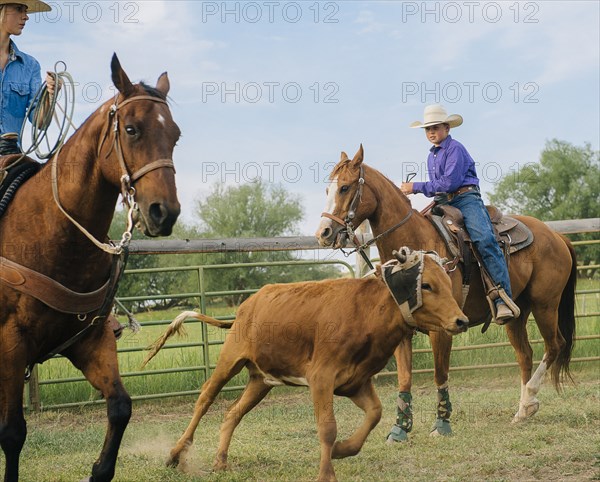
[195,180,336,305]
[489,139,599,273]
[197,180,303,238]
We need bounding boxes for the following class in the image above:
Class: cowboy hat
[410,104,463,129]
[0,0,51,14]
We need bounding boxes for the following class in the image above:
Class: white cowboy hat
[410,104,463,129]
[0,0,51,13]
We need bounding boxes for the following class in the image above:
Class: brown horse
[0,55,180,482]
[143,247,468,482]
[315,145,577,441]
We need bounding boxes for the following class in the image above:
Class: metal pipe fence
[24,219,600,411]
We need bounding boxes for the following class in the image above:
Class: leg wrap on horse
[431,386,453,436]
[386,392,412,443]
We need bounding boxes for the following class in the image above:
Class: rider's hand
[45,72,58,97]
[400,182,414,195]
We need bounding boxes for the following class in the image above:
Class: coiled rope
[21,60,76,160]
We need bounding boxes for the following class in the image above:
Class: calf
[143,247,468,482]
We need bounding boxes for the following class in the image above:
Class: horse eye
[422,283,433,292]
[340,185,349,194]
[125,125,137,136]
[325,187,329,195]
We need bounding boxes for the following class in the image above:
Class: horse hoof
[512,400,540,423]
[166,455,180,468]
[386,424,409,443]
[430,419,452,437]
[213,462,229,471]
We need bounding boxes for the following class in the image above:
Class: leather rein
[321,165,414,269]
[1,93,175,375]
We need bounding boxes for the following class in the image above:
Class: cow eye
[422,283,433,291]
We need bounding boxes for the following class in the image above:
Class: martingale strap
[0,256,110,314]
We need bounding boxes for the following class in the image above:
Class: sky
[22,0,600,246]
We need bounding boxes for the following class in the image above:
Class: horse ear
[111,53,134,97]
[340,151,349,162]
[156,72,170,96]
[351,144,364,167]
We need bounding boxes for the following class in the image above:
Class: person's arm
[27,62,56,129]
[412,144,469,196]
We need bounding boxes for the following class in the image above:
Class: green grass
[11,365,600,482]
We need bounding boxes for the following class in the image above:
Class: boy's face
[424,123,450,146]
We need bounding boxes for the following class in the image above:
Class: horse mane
[140,82,168,101]
[330,158,413,209]
[329,159,352,179]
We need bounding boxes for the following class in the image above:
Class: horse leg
[429,330,453,436]
[503,307,540,422]
[332,379,381,459]
[512,303,565,423]
[64,328,131,482]
[168,351,247,469]
[0,347,27,482]
[310,376,337,482]
[387,334,413,443]
[213,373,272,471]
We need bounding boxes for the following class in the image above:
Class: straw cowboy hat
[410,104,463,128]
[0,0,51,13]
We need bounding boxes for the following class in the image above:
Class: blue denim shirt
[0,40,41,137]
[412,135,480,197]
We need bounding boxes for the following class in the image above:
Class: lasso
[21,60,76,160]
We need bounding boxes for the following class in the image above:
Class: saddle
[427,204,534,263]
[426,204,533,324]
[0,153,41,218]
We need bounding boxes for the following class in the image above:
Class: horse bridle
[321,165,414,269]
[97,94,175,204]
[53,94,176,255]
[26,94,177,376]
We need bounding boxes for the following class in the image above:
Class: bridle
[21,94,177,377]
[321,165,414,269]
[52,94,176,255]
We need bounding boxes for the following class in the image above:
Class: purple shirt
[412,135,480,197]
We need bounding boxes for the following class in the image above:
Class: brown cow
[143,248,468,482]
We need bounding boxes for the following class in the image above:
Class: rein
[17,94,175,376]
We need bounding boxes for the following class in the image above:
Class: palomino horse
[0,55,180,482]
[143,247,468,482]
[315,145,576,440]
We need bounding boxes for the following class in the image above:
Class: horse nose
[149,202,179,230]
[319,226,332,240]
[456,317,469,332]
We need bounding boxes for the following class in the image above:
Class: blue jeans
[449,191,512,299]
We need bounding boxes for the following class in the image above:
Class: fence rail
[25,218,600,411]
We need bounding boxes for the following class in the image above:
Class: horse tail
[141,311,233,368]
[552,236,577,389]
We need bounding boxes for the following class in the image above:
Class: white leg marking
[513,355,547,423]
